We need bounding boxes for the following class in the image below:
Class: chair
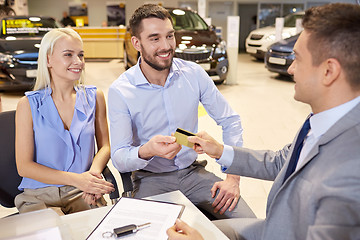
[0,110,119,215]
[120,172,133,197]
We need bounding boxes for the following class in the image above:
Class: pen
[113,222,151,237]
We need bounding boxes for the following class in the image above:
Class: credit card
[174,128,195,148]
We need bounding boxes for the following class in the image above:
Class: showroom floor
[0,53,311,219]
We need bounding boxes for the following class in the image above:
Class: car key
[113,222,151,237]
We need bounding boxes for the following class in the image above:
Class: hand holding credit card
[174,128,196,148]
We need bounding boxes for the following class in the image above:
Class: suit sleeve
[224,144,292,181]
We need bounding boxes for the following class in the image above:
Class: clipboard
[87,197,185,240]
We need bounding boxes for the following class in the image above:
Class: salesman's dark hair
[129,4,173,38]
[302,3,360,89]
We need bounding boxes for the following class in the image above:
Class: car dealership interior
[0,0,359,239]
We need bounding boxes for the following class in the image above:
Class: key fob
[114,224,137,237]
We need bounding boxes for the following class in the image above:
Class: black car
[124,8,228,84]
[264,33,300,77]
[0,16,59,91]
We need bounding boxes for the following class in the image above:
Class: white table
[60,190,229,239]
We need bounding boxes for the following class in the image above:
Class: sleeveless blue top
[18,86,97,190]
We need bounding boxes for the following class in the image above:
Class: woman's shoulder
[24,88,47,98]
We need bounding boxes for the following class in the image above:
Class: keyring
[102,231,114,238]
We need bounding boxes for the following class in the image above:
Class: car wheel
[6,7,16,16]
[214,79,225,85]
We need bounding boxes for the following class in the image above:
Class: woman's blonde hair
[33,28,85,91]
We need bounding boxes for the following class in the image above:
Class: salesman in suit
[167,3,360,240]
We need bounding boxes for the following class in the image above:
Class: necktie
[283,117,311,183]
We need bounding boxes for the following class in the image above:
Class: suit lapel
[286,102,360,182]
[267,103,360,216]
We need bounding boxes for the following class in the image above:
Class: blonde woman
[15,28,114,215]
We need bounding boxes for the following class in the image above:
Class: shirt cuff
[216,144,234,172]
[132,146,151,168]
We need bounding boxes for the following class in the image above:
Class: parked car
[245,11,304,60]
[0,16,59,91]
[123,7,228,84]
[264,33,300,77]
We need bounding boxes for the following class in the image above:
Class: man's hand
[211,174,241,215]
[139,135,182,160]
[187,131,224,159]
[167,219,204,240]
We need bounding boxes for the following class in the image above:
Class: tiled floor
[0,54,310,219]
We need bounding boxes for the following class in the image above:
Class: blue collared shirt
[108,58,243,173]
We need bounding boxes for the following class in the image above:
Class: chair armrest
[102,166,119,202]
[120,172,133,197]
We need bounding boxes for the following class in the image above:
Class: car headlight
[289,52,295,60]
[282,32,291,39]
[214,40,226,55]
[0,53,15,64]
[265,34,276,41]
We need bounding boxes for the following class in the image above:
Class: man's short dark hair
[302,3,360,89]
[129,4,173,38]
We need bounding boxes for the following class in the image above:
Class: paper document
[87,197,184,240]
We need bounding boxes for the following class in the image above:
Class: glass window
[283,4,304,16]
[307,2,330,8]
[284,12,305,27]
[169,9,208,30]
[259,3,281,28]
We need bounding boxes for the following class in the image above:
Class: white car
[245,12,304,60]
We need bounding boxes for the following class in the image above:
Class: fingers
[211,182,219,198]
[166,225,179,239]
[82,192,96,205]
[187,135,206,146]
[228,196,239,212]
[211,181,240,214]
[175,219,191,232]
[219,197,233,215]
[212,191,239,214]
[167,219,204,240]
[155,135,177,144]
[149,135,182,159]
[78,172,115,194]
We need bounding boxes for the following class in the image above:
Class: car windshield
[1,17,58,37]
[169,9,208,31]
[284,13,304,27]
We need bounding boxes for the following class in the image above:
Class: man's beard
[141,44,174,71]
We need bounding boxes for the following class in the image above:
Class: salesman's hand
[188,131,224,159]
[211,174,241,214]
[139,135,182,160]
[167,219,204,240]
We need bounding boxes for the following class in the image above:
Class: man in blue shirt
[108,4,255,219]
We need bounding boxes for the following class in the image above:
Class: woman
[15,28,114,215]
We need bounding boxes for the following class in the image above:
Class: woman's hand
[72,171,114,195]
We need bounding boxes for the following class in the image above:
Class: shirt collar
[310,96,360,139]
[132,57,180,87]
